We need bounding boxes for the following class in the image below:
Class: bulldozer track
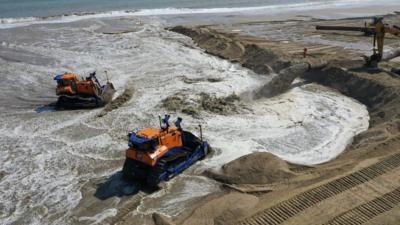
[103,191,146,225]
[237,153,400,225]
[323,187,400,225]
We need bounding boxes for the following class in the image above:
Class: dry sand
[206,152,295,185]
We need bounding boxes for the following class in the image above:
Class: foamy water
[0,16,368,224]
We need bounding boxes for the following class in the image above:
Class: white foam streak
[78,208,117,224]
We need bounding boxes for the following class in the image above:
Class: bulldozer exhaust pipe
[199,124,203,142]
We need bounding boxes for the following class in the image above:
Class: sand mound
[170,26,245,62]
[200,93,240,114]
[161,92,241,116]
[208,152,295,185]
[153,213,175,225]
[181,192,258,225]
[161,92,197,115]
[170,27,291,74]
[98,87,134,117]
[242,44,290,73]
[254,63,310,98]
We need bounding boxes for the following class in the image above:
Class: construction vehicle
[54,71,115,108]
[316,17,400,66]
[122,115,210,186]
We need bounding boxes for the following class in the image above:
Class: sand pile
[254,63,309,98]
[179,192,258,225]
[153,213,175,225]
[161,92,241,116]
[241,44,290,73]
[161,92,187,111]
[170,26,245,61]
[98,87,133,117]
[200,93,240,114]
[207,152,295,185]
[170,27,290,74]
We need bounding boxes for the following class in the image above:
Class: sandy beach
[1,2,400,225]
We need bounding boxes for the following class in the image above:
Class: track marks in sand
[237,153,400,225]
[323,187,400,225]
[98,87,134,117]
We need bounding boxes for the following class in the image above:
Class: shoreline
[1,0,400,29]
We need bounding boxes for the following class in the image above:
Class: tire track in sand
[237,153,400,225]
[323,187,400,225]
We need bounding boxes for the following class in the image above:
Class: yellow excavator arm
[316,17,400,66]
[372,19,400,61]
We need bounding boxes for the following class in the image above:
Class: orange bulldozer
[54,71,115,109]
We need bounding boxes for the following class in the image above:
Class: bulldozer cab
[125,116,185,166]
[54,73,78,86]
[128,126,184,152]
[128,132,159,152]
[54,73,79,95]
[54,72,103,96]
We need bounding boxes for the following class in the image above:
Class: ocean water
[1,0,399,29]
[0,0,394,19]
